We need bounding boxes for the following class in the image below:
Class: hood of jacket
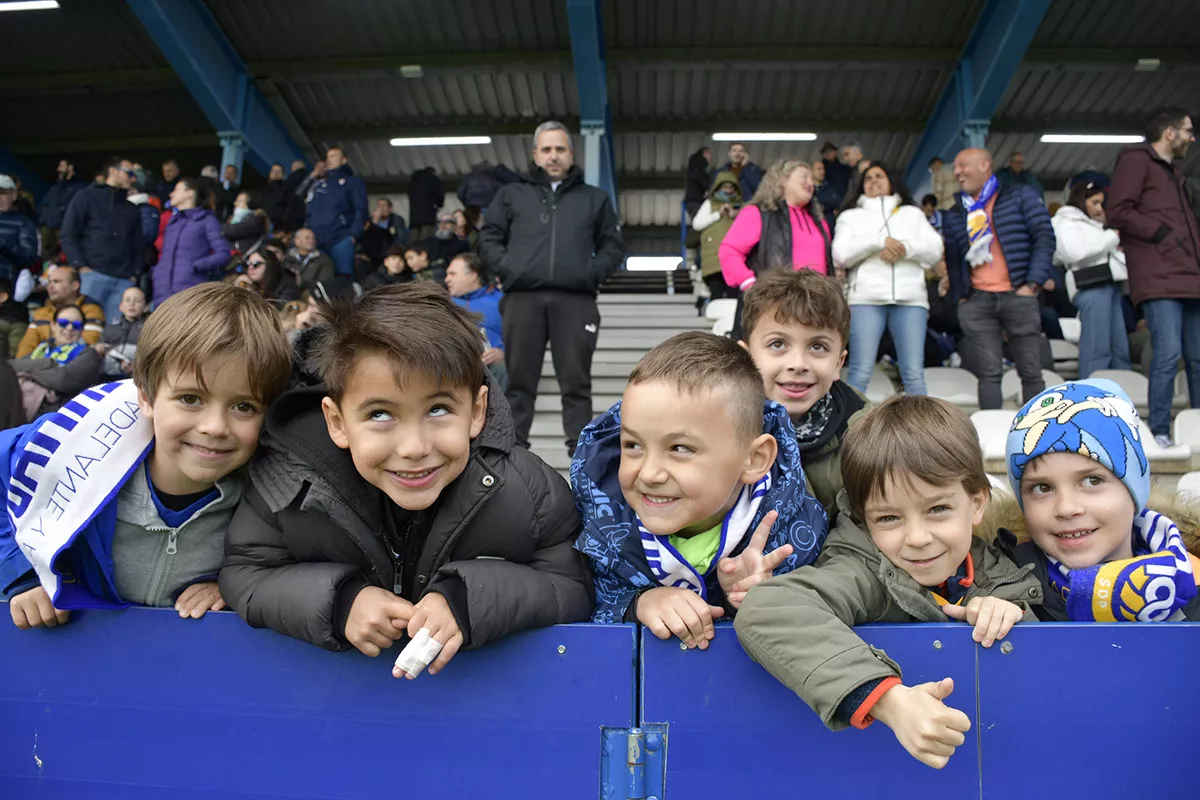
[709,170,743,199]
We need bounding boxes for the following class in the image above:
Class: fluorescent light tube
[0,1,61,10]
[711,132,818,142]
[389,136,492,147]
[1040,134,1144,144]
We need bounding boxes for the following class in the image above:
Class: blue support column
[566,0,618,213]
[126,0,304,177]
[903,0,1051,190]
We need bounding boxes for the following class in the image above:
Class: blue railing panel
[641,623,980,796]
[0,608,636,799]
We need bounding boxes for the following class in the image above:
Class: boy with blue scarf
[1,283,292,629]
[999,379,1200,622]
[572,332,828,649]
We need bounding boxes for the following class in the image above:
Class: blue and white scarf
[7,381,152,606]
[637,475,769,600]
[961,174,1000,268]
[1046,509,1199,622]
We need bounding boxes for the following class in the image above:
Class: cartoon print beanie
[1006,379,1149,511]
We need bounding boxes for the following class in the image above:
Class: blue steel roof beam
[566,0,618,213]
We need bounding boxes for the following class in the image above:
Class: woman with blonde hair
[718,159,832,295]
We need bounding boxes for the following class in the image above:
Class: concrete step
[546,349,647,365]
[539,376,628,396]
[543,361,633,379]
[599,316,709,330]
[530,445,573,471]
[534,393,623,413]
[595,330,681,349]
[530,414,568,437]
[598,294,696,304]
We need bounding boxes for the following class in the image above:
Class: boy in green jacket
[735,395,1041,770]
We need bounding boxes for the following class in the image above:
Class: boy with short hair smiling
[219,283,591,676]
[573,331,827,648]
[1000,379,1200,621]
[1,283,292,629]
[735,396,1040,770]
[739,269,870,517]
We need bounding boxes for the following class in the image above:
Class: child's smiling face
[1020,452,1136,570]
[742,310,846,421]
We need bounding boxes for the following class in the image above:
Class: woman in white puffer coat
[1051,181,1130,377]
[833,163,944,395]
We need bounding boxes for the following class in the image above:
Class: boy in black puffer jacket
[220,283,593,675]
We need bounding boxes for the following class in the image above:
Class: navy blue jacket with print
[304,164,369,249]
[572,400,829,623]
[943,182,1056,303]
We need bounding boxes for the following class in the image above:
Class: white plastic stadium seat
[1173,409,1200,451]
[704,298,737,322]
[1089,369,1149,412]
[972,410,1017,461]
[1177,472,1200,500]
[1001,369,1064,406]
[712,317,733,337]
[925,367,979,408]
[1050,339,1079,378]
[865,368,896,404]
[1139,420,1191,461]
[1059,317,1081,345]
[1174,370,1190,409]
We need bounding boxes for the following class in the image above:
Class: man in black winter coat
[219,284,592,665]
[277,160,309,234]
[407,166,444,240]
[683,147,712,219]
[479,121,627,457]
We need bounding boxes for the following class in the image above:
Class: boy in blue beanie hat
[999,379,1200,622]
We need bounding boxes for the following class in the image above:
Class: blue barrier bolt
[933,640,943,650]
[557,645,566,654]
[1001,641,1014,655]
[645,733,662,752]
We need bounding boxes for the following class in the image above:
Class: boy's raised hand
[870,678,972,770]
[942,596,1024,648]
[10,585,69,630]
[636,586,725,650]
[344,586,414,657]
[397,592,464,679]
[717,511,792,608]
[175,581,225,619]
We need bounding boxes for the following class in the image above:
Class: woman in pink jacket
[719,159,832,293]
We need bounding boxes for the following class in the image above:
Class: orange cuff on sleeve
[850,676,902,730]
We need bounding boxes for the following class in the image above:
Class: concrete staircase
[529,292,711,473]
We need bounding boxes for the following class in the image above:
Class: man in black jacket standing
[480,120,626,457]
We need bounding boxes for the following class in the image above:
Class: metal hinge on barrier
[600,725,667,800]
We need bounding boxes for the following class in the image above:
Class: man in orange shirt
[943,148,1056,409]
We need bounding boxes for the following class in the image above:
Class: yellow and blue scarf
[1046,509,1198,622]
[961,174,999,267]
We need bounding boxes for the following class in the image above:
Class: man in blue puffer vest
[943,148,1056,410]
[303,146,368,279]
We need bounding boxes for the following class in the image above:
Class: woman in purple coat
[152,178,232,306]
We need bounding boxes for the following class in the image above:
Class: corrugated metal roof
[0,0,167,74]
[998,64,1200,126]
[1033,0,1200,49]
[0,89,211,141]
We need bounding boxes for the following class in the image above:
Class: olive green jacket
[799,384,871,520]
[734,490,1042,730]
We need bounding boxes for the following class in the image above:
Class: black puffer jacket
[478,165,626,296]
[219,366,593,652]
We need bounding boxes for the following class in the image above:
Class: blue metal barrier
[642,624,980,796]
[0,608,636,799]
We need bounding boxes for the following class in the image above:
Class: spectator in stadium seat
[479,120,626,457]
[151,178,232,308]
[11,304,104,419]
[155,159,181,205]
[425,209,470,270]
[15,266,104,358]
[222,192,268,255]
[944,148,1054,410]
[60,156,145,324]
[405,241,442,285]
[304,147,368,279]
[995,151,1045,201]
[1108,106,1200,448]
[692,170,744,300]
[1,284,291,630]
[820,141,853,213]
[928,157,957,211]
[0,278,28,359]
[739,270,869,520]
[362,244,411,290]
[457,161,518,213]
[841,142,869,177]
[127,178,163,284]
[737,396,1037,770]
[718,142,764,201]
[216,164,241,222]
[0,174,38,284]
[360,197,408,267]
[37,160,85,261]
[812,159,841,217]
[0,360,23,429]
[921,193,944,233]
[683,146,712,219]
[259,163,289,229]
[408,166,444,241]
[283,228,335,293]
[446,252,506,392]
[572,332,828,632]
[95,285,147,378]
[998,379,1200,622]
[834,162,944,397]
[453,208,479,252]
[278,159,309,234]
[219,283,593,663]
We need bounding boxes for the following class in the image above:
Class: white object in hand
[393,628,444,678]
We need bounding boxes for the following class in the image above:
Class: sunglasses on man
[55,318,84,330]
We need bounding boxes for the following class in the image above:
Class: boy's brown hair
[841,395,989,521]
[628,331,765,442]
[134,282,291,404]
[316,282,485,403]
[741,269,851,348]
